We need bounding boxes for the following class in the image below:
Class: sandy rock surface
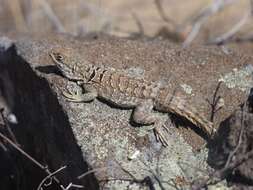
[0,33,252,189]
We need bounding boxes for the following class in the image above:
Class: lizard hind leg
[63,83,98,102]
[132,99,169,146]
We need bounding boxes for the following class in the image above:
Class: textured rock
[0,33,252,189]
[0,36,98,190]
[208,90,253,188]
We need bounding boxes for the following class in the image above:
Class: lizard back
[84,65,214,135]
[50,47,214,136]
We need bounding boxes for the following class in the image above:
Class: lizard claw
[62,85,97,102]
[62,88,84,102]
[153,125,169,147]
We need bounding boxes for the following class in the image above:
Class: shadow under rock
[0,43,99,189]
[207,98,253,187]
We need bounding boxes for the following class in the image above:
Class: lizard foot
[62,84,98,102]
[153,125,170,147]
[137,124,169,147]
[133,100,170,147]
[62,88,85,102]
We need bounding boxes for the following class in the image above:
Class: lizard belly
[97,89,140,108]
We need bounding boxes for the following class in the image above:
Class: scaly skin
[49,47,215,146]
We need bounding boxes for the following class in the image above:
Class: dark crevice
[0,43,99,189]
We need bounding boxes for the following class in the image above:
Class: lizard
[49,47,215,146]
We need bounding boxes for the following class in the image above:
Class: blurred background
[0,0,253,46]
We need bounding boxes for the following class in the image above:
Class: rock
[208,89,253,188]
[0,33,252,189]
[0,36,98,190]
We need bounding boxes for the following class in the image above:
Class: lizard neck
[85,64,109,84]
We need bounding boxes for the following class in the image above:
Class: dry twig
[208,11,251,45]
[132,12,145,36]
[0,109,19,145]
[0,130,83,189]
[37,166,67,190]
[7,0,27,32]
[191,102,249,190]
[206,81,223,123]
[183,0,235,47]
[77,167,108,180]
[154,0,176,27]
[38,0,65,33]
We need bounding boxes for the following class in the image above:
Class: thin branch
[137,159,167,190]
[206,81,223,123]
[183,0,235,47]
[132,12,145,36]
[0,131,67,188]
[154,0,176,26]
[182,19,205,48]
[0,131,84,189]
[0,140,7,151]
[119,163,157,190]
[38,0,65,33]
[224,102,246,168]
[0,131,47,170]
[250,0,253,14]
[191,102,249,189]
[0,109,19,145]
[77,167,108,180]
[208,11,251,45]
[7,0,28,32]
[37,166,68,190]
[63,183,84,190]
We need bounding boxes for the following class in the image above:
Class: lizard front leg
[132,99,169,146]
[63,83,98,102]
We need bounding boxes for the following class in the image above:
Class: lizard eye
[54,53,64,61]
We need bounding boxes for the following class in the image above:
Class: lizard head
[49,48,84,81]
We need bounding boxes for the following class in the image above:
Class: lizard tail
[156,95,215,136]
